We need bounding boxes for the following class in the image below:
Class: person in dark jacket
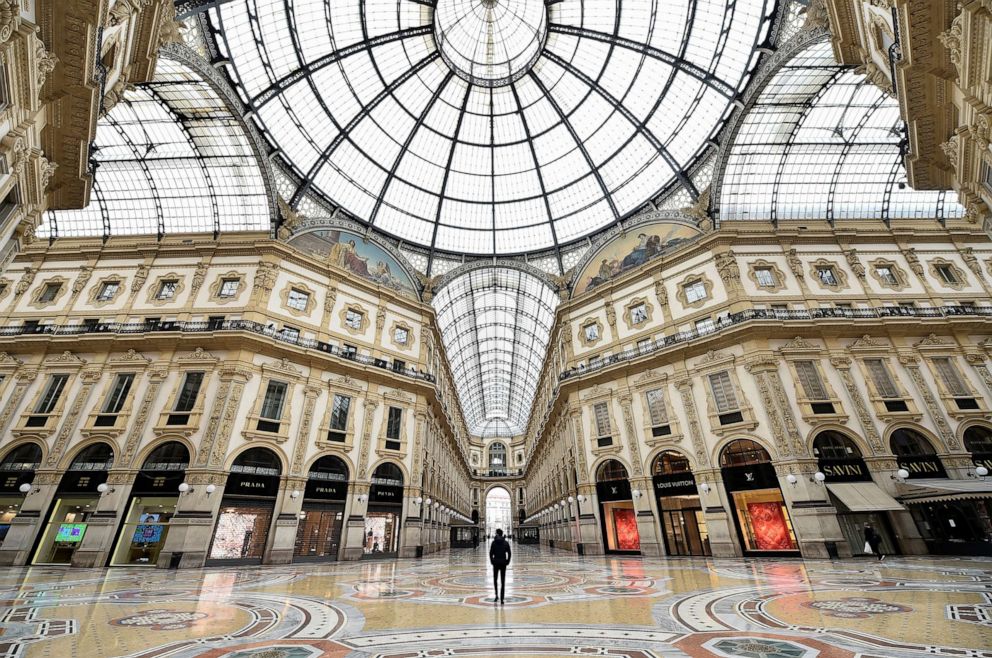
[489,528,512,605]
[864,523,885,561]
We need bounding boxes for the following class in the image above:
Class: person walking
[863,523,885,561]
[489,528,512,605]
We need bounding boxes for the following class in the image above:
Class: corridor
[0,544,989,657]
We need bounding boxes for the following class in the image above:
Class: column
[266,476,307,565]
[71,470,136,567]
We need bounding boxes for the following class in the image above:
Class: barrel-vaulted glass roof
[208,0,777,256]
[718,40,964,222]
[40,58,271,239]
[432,267,558,437]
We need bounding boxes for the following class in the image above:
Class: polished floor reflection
[0,544,990,657]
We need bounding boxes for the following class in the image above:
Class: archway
[651,451,710,556]
[0,444,42,548]
[485,487,512,539]
[209,447,282,565]
[366,462,404,556]
[296,455,349,561]
[595,459,640,553]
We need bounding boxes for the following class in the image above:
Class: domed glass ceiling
[208,0,777,255]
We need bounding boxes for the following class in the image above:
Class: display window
[294,505,344,560]
[601,501,640,552]
[110,497,177,566]
[0,498,23,546]
[32,497,99,564]
[659,495,711,556]
[209,502,274,561]
[730,489,798,552]
[363,510,400,555]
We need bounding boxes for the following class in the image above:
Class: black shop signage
[817,458,871,483]
[57,469,109,494]
[0,470,34,493]
[897,455,948,479]
[972,453,992,471]
[596,478,632,502]
[305,478,348,501]
[225,473,280,497]
[721,462,778,491]
[652,473,698,497]
[369,484,403,504]
[132,470,185,495]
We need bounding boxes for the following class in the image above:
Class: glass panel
[645,388,668,426]
[210,504,274,560]
[731,489,798,552]
[36,374,69,414]
[330,394,351,431]
[110,497,177,566]
[933,357,970,396]
[593,401,611,437]
[865,359,900,398]
[794,361,828,401]
[259,381,288,420]
[102,373,135,414]
[708,371,738,413]
[386,407,402,440]
[174,372,205,412]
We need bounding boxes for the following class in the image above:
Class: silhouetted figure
[864,523,885,561]
[489,528,512,605]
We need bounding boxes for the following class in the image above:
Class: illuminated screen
[132,524,164,544]
[55,523,86,543]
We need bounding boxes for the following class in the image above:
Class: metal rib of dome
[207,0,777,256]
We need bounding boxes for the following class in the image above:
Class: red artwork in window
[612,507,640,551]
[746,502,795,550]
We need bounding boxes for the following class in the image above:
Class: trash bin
[169,552,184,569]
[576,543,584,556]
[415,545,423,558]
[549,540,555,549]
[824,541,839,559]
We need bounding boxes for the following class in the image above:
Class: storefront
[813,431,902,556]
[110,442,188,566]
[450,525,476,548]
[295,456,348,562]
[651,451,710,556]
[596,459,640,554]
[365,462,403,557]
[517,526,539,544]
[719,439,799,557]
[0,443,42,546]
[208,447,281,565]
[32,443,113,565]
[895,428,992,556]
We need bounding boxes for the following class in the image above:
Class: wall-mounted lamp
[890,468,910,482]
[576,494,586,503]
[206,483,216,496]
[357,494,368,503]
[298,511,307,520]
[18,483,38,496]
[567,496,575,504]
[969,465,989,479]
[178,482,193,495]
[785,474,798,487]
[97,483,115,495]
[289,490,301,499]
[414,496,423,505]
[810,471,826,485]
[699,482,711,494]
[424,497,432,506]
[631,489,642,499]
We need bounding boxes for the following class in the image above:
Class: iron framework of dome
[203,0,779,259]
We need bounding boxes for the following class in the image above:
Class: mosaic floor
[0,545,990,658]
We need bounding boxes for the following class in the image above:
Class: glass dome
[208,0,777,255]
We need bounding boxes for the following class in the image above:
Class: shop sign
[225,474,280,497]
[132,470,185,495]
[652,473,697,497]
[897,455,948,479]
[721,462,778,491]
[57,470,109,494]
[596,478,632,502]
[305,478,348,501]
[0,471,33,493]
[817,458,871,483]
[369,484,403,503]
[972,453,992,471]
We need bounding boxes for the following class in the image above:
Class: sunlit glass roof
[718,40,964,222]
[432,267,558,437]
[209,0,776,256]
[39,57,272,239]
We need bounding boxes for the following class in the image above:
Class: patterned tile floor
[1,544,991,657]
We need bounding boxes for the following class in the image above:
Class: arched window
[309,456,349,482]
[719,439,771,468]
[69,443,114,470]
[0,443,42,471]
[812,431,863,460]
[963,426,992,456]
[141,442,190,471]
[371,462,404,487]
[489,442,507,474]
[231,447,281,476]
[652,451,691,476]
[596,459,628,482]
[889,428,937,457]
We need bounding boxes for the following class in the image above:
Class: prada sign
[596,478,632,502]
[652,473,698,497]
[225,474,280,497]
[304,479,348,501]
[817,458,871,483]
[897,455,948,480]
[721,462,778,491]
[370,484,403,504]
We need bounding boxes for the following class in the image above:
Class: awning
[826,482,905,512]
[898,478,992,505]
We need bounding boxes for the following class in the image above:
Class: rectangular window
[341,344,357,358]
[684,280,707,303]
[584,323,599,341]
[935,265,959,284]
[794,361,828,401]
[345,309,363,330]
[35,374,69,414]
[864,358,900,398]
[156,280,179,300]
[637,338,652,352]
[287,288,309,311]
[219,279,240,298]
[629,303,648,324]
[259,381,288,420]
[167,371,204,425]
[816,267,837,286]
[96,281,120,301]
[593,401,611,437]
[39,283,61,303]
[695,317,716,334]
[329,394,351,434]
[385,406,402,450]
[645,388,668,426]
[932,357,970,397]
[95,373,135,427]
[280,326,300,341]
[393,327,409,344]
[754,268,776,288]
[708,371,739,413]
[875,266,898,285]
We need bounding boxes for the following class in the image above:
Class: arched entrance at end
[595,459,640,554]
[485,486,512,539]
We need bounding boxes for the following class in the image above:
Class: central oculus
[434,0,547,87]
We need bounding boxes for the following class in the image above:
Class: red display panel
[612,507,641,551]
[746,502,795,550]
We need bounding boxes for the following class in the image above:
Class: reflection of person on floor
[864,523,885,561]
[489,528,512,605]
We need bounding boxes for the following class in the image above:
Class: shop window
[890,428,937,457]
[812,431,861,460]
[156,280,179,300]
[26,374,69,427]
[864,358,908,412]
[96,281,120,302]
[38,283,61,304]
[256,380,288,433]
[964,426,992,470]
[327,394,351,442]
[385,406,402,451]
[719,439,770,468]
[754,268,777,288]
[218,278,240,298]
[708,371,743,425]
[286,288,309,311]
[645,388,671,437]
[593,401,612,447]
[683,280,707,304]
[94,373,135,427]
[652,451,691,475]
[167,372,204,425]
[934,264,959,285]
[931,357,978,410]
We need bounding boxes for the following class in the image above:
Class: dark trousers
[492,564,506,601]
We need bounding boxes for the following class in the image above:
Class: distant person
[489,528,512,605]
[864,523,885,561]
